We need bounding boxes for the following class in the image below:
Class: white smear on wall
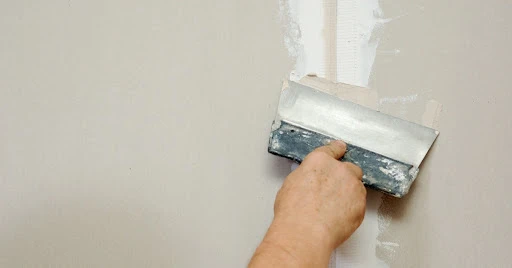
[279,0,326,80]
[279,0,394,267]
[335,192,389,267]
[379,241,400,248]
[280,0,390,87]
[278,0,302,60]
[379,94,419,105]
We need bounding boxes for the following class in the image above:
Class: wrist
[262,217,333,266]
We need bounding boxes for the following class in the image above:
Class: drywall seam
[336,0,390,87]
[323,0,338,81]
[278,1,397,267]
[294,76,386,267]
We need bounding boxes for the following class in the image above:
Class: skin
[249,140,366,268]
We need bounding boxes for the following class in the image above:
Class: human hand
[274,140,366,248]
[249,141,366,267]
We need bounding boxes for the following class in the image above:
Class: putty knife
[268,81,439,197]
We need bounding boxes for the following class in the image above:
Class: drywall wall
[375,0,512,266]
[0,1,292,267]
[281,0,511,267]
[0,0,511,267]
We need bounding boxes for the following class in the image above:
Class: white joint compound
[280,0,390,87]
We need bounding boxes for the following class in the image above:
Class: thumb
[312,140,347,160]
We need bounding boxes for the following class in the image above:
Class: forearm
[249,218,333,268]
[249,239,302,267]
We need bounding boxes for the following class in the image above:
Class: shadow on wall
[0,195,190,267]
[266,155,295,182]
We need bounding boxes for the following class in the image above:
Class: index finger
[312,140,347,160]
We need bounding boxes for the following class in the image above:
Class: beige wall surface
[0,1,292,267]
[0,0,510,267]
[374,0,511,266]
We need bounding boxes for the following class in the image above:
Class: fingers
[342,162,364,180]
[306,140,364,181]
[312,140,347,160]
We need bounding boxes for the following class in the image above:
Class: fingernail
[331,140,346,148]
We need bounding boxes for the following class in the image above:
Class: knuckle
[336,162,350,173]
[303,152,317,162]
[325,146,337,158]
[342,172,360,185]
[354,197,366,224]
[349,163,364,177]
[361,184,367,196]
[337,161,347,169]
[340,162,363,179]
[355,166,363,177]
[304,151,329,163]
